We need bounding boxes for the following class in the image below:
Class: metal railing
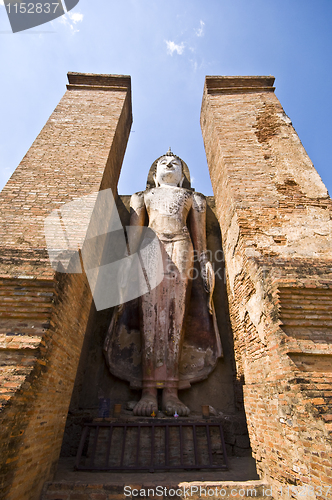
[75,420,228,472]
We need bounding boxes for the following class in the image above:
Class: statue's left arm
[188,192,215,313]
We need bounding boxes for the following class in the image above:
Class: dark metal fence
[75,421,228,472]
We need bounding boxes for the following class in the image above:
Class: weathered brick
[0,72,132,500]
[201,75,332,497]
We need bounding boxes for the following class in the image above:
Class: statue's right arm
[130,192,147,227]
[116,193,148,306]
[126,192,148,255]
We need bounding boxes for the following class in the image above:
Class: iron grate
[75,420,228,472]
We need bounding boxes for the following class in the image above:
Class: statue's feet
[133,391,158,416]
[162,389,190,416]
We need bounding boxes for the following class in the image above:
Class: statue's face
[155,156,182,186]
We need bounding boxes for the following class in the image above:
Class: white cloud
[58,10,83,32]
[195,20,205,37]
[68,12,83,24]
[0,0,4,6]
[165,40,185,56]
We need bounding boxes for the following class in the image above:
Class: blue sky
[0,0,331,197]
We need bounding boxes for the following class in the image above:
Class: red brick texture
[201,76,332,499]
[0,73,132,500]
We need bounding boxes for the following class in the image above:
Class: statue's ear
[179,175,185,187]
[153,174,159,187]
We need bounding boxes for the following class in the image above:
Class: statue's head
[147,149,192,190]
[154,148,184,187]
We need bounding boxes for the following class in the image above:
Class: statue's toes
[150,405,157,417]
[165,405,174,416]
[173,403,190,417]
[177,406,184,416]
[144,401,157,416]
[133,402,142,416]
[151,403,158,416]
[141,403,149,416]
[146,403,153,417]
[133,401,147,416]
[181,404,190,416]
[177,405,185,416]
[133,396,158,416]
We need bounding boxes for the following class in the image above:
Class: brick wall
[0,73,132,500]
[201,76,332,499]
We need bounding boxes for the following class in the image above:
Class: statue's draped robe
[104,218,222,389]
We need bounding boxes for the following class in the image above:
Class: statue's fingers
[207,265,215,286]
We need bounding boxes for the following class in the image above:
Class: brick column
[0,73,132,500]
[201,76,332,497]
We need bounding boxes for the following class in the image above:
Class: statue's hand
[115,257,133,312]
[200,255,215,315]
[201,260,215,294]
[118,257,132,289]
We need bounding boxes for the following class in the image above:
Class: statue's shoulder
[192,191,206,212]
[130,190,146,210]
